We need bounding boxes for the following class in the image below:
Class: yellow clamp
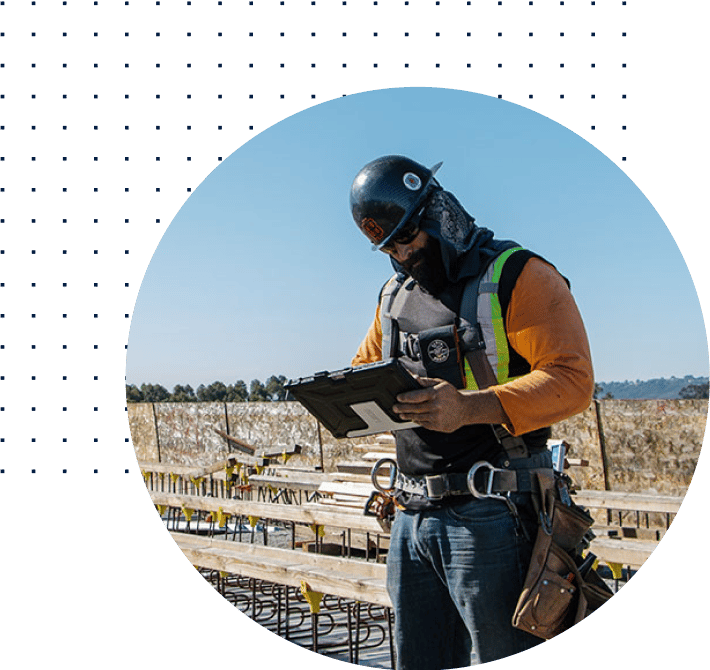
[606,561,624,580]
[155,504,167,516]
[181,506,194,522]
[300,580,324,614]
[248,515,260,529]
[170,473,179,485]
[190,476,204,489]
[141,471,151,484]
[309,523,325,538]
[267,484,278,496]
[225,463,235,479]
[220,571,229,579]
[254,464,264,476]
[215,507,230,528]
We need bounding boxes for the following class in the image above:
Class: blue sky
[126,88,708,390]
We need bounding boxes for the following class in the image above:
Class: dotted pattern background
[0,2,707,667]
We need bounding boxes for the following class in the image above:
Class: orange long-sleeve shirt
[352,258,594,436]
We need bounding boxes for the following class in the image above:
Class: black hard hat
[350,155,443,250]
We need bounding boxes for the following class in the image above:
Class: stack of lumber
[315,434,395,511]
[173,532,390,607]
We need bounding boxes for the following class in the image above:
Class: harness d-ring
[466,461,508,501]
[370,458,398,494]
[467,460,520,519]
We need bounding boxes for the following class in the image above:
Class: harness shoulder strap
[459,247,531,460]
[379,273,406,360]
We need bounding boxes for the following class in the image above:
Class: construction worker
[350,155,594,669]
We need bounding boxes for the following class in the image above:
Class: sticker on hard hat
[427,339,450,364]
[403,172,422,191]
[361,217,385,242]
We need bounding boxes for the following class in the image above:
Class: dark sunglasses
[380,205,426,253]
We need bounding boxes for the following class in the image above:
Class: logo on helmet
[361,217,385,242]
[427,339,450,364]
[403,172,422,191]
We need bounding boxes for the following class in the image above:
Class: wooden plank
[150,491,384,534]
[574,490,683,515]
[172,532,390,607]
[251,444,303,459]
[589,537,658,569]
[213,429,257,455]
[592,525,666,541]
[248,474,323,492]
[319,481,374,498]
[190,458,241,480]
[139,461,204,476]
[361,452,398,462]
[139,454,269,474]
[328,472,374,484]
[336,462,375,475]
[174,532,385,575]
[318,501,367,512]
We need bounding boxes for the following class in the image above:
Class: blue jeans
[386,496,543,669]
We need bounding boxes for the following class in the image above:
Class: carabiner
[371,458,398,495]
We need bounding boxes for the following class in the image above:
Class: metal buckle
[370,458,398,495]
[424,474,448,500]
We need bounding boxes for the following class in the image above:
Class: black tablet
[285,358,423,438]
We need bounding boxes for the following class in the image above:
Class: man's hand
[392,376,510,433]
[392,377,468,433]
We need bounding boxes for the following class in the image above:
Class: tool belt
[394,457,550,501]
[364,452,551,529]
[511,469,614,639]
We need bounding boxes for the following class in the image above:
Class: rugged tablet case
[285,359,422,439]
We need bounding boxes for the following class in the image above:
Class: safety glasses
[379,204,426,253]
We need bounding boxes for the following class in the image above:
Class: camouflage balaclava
[391,188,519,287]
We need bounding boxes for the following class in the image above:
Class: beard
[401,236,448,296]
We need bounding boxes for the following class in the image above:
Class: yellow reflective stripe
[449,247,527,392]
[491,247,524,282]
[478,247,524,387]
[464,358,478,390]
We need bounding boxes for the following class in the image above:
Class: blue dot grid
[0,1,707,667]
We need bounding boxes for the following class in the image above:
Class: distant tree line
[126,376,293,403]
[128,377,710,404]
[679,382,710,400]
[594,375,709,400]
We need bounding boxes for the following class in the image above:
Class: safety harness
[365,247,562,529]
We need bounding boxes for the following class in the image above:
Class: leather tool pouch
[512,477,614,640]
[418,325,466,388]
